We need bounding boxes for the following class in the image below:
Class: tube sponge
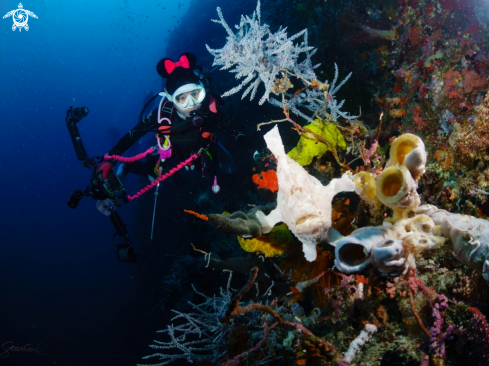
[354,171,377,199]
[287,119,346,166]
[371,239,406,276]
[387,133,427,180]
[332,214,444,274]
[427,208,489,280]
[376,165,417,209]
[370,133,426,222]
[333,226,389,273]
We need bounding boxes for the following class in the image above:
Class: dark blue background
[0,0,260,364]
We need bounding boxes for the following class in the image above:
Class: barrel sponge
[287,119,346,166]
[237,223,293,257]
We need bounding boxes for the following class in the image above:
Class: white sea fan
[206,0,318,105]
[269,63,359,123]
[207,1,358,123]
[138,274,235,365]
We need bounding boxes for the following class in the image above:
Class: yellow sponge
[287,119,346,166]
[237,223,293,257]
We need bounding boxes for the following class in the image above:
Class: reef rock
[255,126,355,261]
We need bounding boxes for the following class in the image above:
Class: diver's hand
[96,158,115,179]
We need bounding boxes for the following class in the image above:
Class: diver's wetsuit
[108,98,225,177]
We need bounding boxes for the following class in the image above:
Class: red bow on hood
[164,55,190,74]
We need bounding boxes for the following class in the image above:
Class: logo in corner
[3,3,38,32]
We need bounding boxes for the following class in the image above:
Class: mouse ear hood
[156,52,197,78]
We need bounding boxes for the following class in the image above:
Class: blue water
[0,0,229,364]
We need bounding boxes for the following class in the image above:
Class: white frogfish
[255,125,355,261]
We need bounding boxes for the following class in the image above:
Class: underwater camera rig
[65,106,138,263]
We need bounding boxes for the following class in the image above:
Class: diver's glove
[96,158,115,179]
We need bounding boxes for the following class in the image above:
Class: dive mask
[172,83,206,110]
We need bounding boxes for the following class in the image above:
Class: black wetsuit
[108,98,225,177]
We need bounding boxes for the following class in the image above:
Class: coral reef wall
[140,1,489,366]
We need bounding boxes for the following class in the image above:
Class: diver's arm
[107,110,157,156]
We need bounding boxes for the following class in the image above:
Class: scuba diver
[67,52,244,263]
[97,52,239,183]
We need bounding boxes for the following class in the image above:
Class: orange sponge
[252,170,278,193]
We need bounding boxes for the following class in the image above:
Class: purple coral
[428,294,453,360]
